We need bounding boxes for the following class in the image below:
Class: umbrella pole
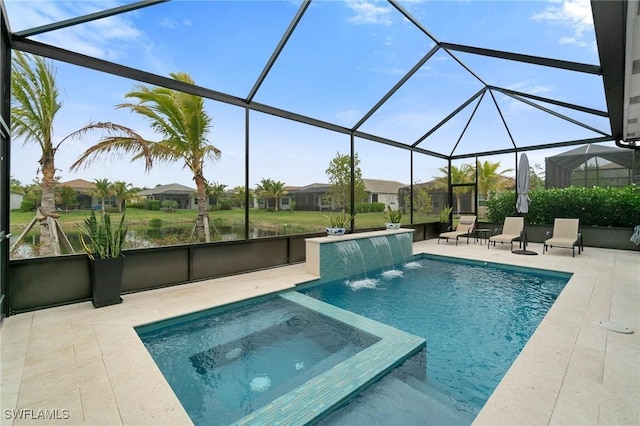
[512,214,538,255]
[513,152,538,255]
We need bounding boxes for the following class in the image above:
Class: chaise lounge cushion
[438,215,477,245]
[489,217,524,249]
[544,218,581,257]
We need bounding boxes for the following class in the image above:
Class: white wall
[10,193,23,210]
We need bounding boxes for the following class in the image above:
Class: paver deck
[1,240,638,425]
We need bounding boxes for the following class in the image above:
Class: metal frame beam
[440,42,602,75]
[12,37,435,157]
[488,89,517,150]
[14,0,168,38]
[450,136,614,160]
[501,91,611,137]
[413,88,486,148]
[246,0,310,103]
[591,0,625,142]
[0,0,11,324]
[388,0,486,86]
[353,44,440,131]
[490,86,608,117]
[450,91,485,156]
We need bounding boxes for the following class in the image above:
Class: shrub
[145,199,161,210]
[20,199,36,212]
[355,202,385,213]
[355,202,370,213]
[371,202,386,212]
[161,199,179,212]
[127,201,146,209]
[486,185,640,227]
[219,200,233,210]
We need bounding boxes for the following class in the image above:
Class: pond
[9,222,313,259]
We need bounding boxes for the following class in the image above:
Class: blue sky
[7,0,610,190]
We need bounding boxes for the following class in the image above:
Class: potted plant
[438,205,453,233]
[78,211,128,308]
[324,211,357,236]
[383,205,402,229]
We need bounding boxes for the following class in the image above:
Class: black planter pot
[90,256,124,308]
[437,223,450,234]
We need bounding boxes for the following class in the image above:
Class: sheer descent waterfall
[305,229,414,282]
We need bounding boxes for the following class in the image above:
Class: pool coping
[234,291,426,425]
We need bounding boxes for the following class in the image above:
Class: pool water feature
[305,229,414,282]
[300,254,571,422]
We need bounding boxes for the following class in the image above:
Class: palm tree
[111,181,134,212]
[476,160,513,200]
[11,51,62,256]
[206,181,227,207]
[270,180,288,212]
[436,164,474,213]
[93,178,112,212]
[12,52,147,256]
[69,72,220,242]
[231,185,248,208]
[255,178,274,210]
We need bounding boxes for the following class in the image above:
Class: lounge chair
[488,217,524,250]
[438,215,476,245]
[543,218,582,257]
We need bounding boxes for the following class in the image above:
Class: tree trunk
[194,175,210,242]
[38,154,57,256]
[275,197,279,211]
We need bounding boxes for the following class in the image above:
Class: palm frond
[66,122,154,171]
[10,51,61,152]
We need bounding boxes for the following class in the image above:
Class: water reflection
[9,223,291,259]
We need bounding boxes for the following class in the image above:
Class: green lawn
[10,208,440,234]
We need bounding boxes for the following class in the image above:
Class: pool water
[136,296,379,425]
[300,254,571,420]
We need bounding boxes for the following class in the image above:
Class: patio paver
[1,240,638,425]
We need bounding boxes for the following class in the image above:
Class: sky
[6,0,611,190]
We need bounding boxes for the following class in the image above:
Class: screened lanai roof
[547,143,636,170]
[3,0,636,160]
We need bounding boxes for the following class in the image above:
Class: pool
[301,254,571,422]
[136,295,384,425]
[136,253,570,425]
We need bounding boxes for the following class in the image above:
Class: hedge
[486,185,640,227]
[355,202,385,213]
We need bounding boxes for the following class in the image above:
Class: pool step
[319,376,471,426]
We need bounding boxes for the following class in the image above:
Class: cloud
[531,0,593,48]
[159,17,192,29]
[372,66,406,76]
[506,81,555,97]
[347,1,393,26]
[7,1,144,62]
[159,17,179,29]
[336,109,362,124]
[502,81,557,114]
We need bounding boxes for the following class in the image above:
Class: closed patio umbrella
[513,152,537,255]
